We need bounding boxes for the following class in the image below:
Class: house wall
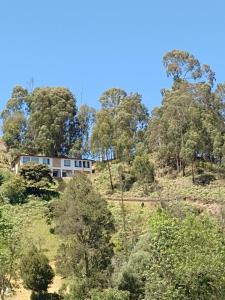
[17,156,93,177]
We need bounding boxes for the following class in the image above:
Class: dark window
[83,161,86,168]
[62,171,67,177]
[87,161,90,168]
[79,161,82,167]
[75,160,79,167]
[53,169,60,177]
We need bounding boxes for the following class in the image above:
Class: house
[12,155,93,178]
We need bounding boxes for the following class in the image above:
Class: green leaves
[117,207,225,299]
[54,173,115,297]
[20,245,54,293]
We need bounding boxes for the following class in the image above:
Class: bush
[31,292,62,300]
[194,174,216,186]
[90,288,129,300]
[1,175,27,204]
[118,207,225,299]
[20,246,54,294]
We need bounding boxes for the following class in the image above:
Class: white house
[12,155,93,178]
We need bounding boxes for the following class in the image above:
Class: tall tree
[27,87,79,156]
[54,173,115,298]
[70,104,96,158]
[1,86,28,153]
[147,50,224,174]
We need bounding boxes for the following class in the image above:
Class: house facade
[12,155,93,177]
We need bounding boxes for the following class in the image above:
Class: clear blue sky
[0,0,225,113]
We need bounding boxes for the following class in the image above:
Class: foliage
[193,173,216,186]
[1,86,85,157]
[20,245,54,294]
[0,207,21,300]
[91,88,148,163]
[147,50,225,178]
[132,155,155,194]
[117,206,225,299]
[27,87,79,156]
[1,174,27,204]
[70,104,96,158]
[1,85,28,152]
[54,173,115,296]
[20,163,53,188]
[90,288,129,300]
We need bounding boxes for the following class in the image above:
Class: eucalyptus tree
[1,85,29,153]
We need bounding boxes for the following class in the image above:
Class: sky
[0,0,225,113]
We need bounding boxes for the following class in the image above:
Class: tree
[1,174,27,204]
[27,87,79,156]
[99,88,127,109]
[20,162,53,187]
[118,205,225,299]
[91,109,115,190]
[163,49,215,85]
[0,208,21,300]
[70,104,96,158]
[20,245,54,298]
[1,85,28,153]
[19,163,56,197]
[54,173,115,298]
[146,50,225,174]
[91,89,148,190]
[114,93,148,163]
[132,155,154,195]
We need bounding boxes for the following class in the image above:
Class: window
[53,169,60,177]
[79,161,82,167]
[87,161,90,168]
[43,158,50,165]
[75,160,79,167]
[62,171,67,177]
[83,161,86,168]
[31,157,39,163]
[64,159,71,167]
[22,156,31,163]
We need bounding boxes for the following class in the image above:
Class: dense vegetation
[2,49,225,299]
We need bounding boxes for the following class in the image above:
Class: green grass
[6,199,61,260]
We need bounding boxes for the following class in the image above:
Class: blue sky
[0,0,225,113]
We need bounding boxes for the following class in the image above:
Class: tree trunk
[106,152,114,191]
[176,157,179,172]
[120,181,128,260]
[84,250,90,278]
[182,161,185,177]
[191,160,195,184]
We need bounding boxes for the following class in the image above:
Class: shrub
[194,174,216,186]
[20,246,54,295]
[1,175,27,204]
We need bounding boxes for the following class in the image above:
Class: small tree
[20,163,53,188]
[20,246,54,299]
[19,163,54,196]
[1,175,27,204]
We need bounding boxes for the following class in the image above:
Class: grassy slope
[3,159,225,299]
[91,161,225,204]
